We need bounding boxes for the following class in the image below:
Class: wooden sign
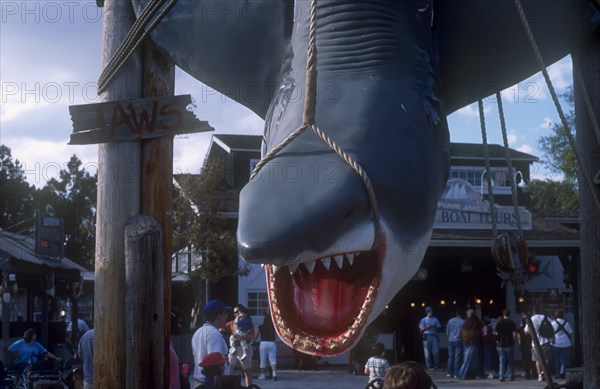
[69,94,214,145]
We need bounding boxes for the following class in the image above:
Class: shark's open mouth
[266,242,385,356]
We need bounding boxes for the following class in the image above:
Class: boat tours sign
[434,179,532,230]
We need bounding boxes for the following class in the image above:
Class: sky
[0,1,574,188]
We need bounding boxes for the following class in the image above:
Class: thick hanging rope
[97,0,178,94]
[478,99,498,237]
[496,91,524,237]
[98,0,163,88]
[495,91,529,291]
[250,0,382,244]
[482,98,526,292]
[303,0,318,126]
[513,0,600,213]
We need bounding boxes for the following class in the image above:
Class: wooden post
[573,27,600,389]
[141,38,175,389]
[1,300,9,363]
[125,215,164,388]
[41,282,49,347]
[94,1,142,387]
[69,282,81,344]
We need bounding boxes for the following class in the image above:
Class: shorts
[228,344,253,370]
[531,342,551,362]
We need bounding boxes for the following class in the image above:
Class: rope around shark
[250,0,383,247]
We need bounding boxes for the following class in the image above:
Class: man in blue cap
[191,300,231,388]
[419,306,442,371]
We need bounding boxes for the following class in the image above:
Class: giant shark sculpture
[132,0,599,356]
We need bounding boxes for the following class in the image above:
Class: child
[383,361,437,389]
[364,342,390,386]
[198,352,226,389]
[230,309,254,361]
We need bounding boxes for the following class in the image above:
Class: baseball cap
[199,352,226,367]
[204,299,232,315]
[425,306,433,313]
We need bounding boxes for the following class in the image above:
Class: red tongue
[291,268,368,334]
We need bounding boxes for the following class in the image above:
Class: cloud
[173,133,213,174]
[497,56,572,105]
[6,137,97,187]
[507,129,518,145]
[516,144,533,154]
[455,102,492,119]
[536,117,554,132]
[546,56,573,90]
[526,56,573,101]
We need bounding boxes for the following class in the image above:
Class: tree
[524,179,579,211]
[0,147,97,267]
[0,145,35,229]
[34,155,97,268]
[533,87,579,209]
[538,87,577,184]
[173,158,248,283]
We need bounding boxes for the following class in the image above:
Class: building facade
[194,134,580,366]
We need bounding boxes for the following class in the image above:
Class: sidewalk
[235,367,560,389]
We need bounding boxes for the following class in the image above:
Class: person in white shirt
[67,318,90,345]
[551,309,573,380]
[191,300,231,388]
[524,307,552,382]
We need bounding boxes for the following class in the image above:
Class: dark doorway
[379,247,506,364]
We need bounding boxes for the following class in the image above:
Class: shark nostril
[343,209,354,219]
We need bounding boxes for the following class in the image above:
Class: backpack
[555,319,572,340]
[537,315,555,339]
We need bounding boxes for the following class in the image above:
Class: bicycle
[364,378,384,389]
[6,355,81,389]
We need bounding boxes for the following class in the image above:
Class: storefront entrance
[372,246,506,364]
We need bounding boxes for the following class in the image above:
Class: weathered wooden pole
[572,27,600,389]
[140,38,175,388]
[1,300,9,363]
[125,215,164,388]
[94,1,142,387]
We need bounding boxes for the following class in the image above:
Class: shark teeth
[304,260,316,273]
[276,252,363,276]
[346,253,355,265]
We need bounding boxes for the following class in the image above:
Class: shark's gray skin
[132,0,599,356]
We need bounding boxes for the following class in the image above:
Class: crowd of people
[190,300,441,389]
[416,305,573,383]
[188,300,575,388]
[2,300,574,389]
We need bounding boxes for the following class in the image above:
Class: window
[249,159,259,176]
[246,291,269,316]
[450,166,514,195]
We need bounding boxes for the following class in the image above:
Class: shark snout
[237,149,376,265]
